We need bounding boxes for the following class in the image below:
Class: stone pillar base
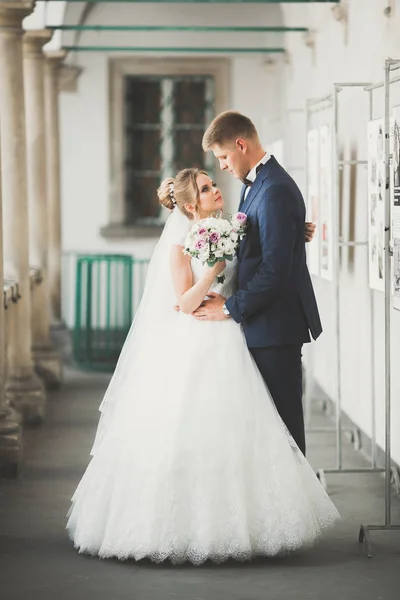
[33,345,63,388]
[0,409,23,478]
[50,319,65,331]
[9,405,23,426]
[6,373,46,426]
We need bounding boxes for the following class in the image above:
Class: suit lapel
[237,157,277,260]
[241,156,277,215]
[241,176,264,215]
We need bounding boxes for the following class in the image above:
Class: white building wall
[281,0,400,465]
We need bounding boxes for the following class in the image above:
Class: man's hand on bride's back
[305,222,316,243]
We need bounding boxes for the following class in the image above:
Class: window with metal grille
[123,75,215,226]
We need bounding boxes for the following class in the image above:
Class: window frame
[102,57,231,239]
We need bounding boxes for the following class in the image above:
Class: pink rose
[198,227,207,235]
[195,239,206,250]
[234,212,247,223]
[209,231,221,244]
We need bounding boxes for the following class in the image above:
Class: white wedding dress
[67,209,339,565]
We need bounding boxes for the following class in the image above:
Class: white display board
[393,239,400,310]
[367,118,385,292]
[306,128,320,276]
[391,106,400,310]
[319,124,334,281]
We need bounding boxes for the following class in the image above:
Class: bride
[67,168,340,565]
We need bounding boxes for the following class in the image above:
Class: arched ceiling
[23,1,94,50]
[24,1,292,52]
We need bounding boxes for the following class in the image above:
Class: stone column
[44,50,66,327]
[0,1,46,425]
[23,30,62,387]
[58,63,83,93]
[0,129,23,476]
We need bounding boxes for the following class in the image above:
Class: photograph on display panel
[367,118,385,292]
[319,124,333,281]
[393,238,400,311]
[392,106,400,207]
[306,128,320,276]
[391,106,400,310]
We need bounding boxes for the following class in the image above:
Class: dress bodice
[191,257,238,298]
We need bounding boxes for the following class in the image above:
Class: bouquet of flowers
[183,212,247,283]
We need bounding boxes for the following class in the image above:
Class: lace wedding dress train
[66,209,339,565]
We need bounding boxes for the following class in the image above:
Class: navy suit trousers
[250,344,306,456]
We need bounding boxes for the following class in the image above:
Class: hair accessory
[169,183,176,205]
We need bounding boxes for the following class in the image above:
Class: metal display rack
[306,83,391,490]
[304,92,336,437]
[358,58,400,557]
[305,65,400,556]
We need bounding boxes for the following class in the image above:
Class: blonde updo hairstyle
[157,168,208,220]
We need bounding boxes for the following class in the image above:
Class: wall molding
[107,57,231,234]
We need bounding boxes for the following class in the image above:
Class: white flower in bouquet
[184,212,247,283]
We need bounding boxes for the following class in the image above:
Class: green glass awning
[63,46,287,52]
[50,25,308,32]
[46,0,339,3]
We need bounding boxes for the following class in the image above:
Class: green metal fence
[62,252,149,372]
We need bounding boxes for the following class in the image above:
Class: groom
[193,111,322,455]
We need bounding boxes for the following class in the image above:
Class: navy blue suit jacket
[225,156,322,348]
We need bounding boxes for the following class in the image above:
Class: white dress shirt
[244,152,270,200]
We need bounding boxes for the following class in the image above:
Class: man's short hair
[202,110,258,150]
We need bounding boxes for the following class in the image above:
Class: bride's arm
[170,245,225,314]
